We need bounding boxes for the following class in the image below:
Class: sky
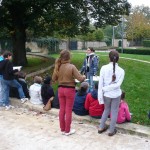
[128,0,150,7]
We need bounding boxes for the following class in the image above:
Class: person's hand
[82,75,86,79]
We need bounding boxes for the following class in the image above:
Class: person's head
[34,76,42,84]
[109,50,119,82]
[43,76,51,85]
[3,51,12,60]
[121,91,125,100]
[87,47,95,54]
[53,50,71,76]
[78,82,89,95]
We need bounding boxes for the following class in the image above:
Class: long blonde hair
[53,50,71,75]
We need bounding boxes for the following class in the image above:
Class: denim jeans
[3,79,25,106]
[0,75,7,106]
[86,72,94,92]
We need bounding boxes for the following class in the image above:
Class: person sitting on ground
[41,76,55,111]
[116,91,131,124]
[51,89,60,109]
[29,76,43,105]
[9,71,30,99]
[85,82,104,119]
[73,82,89,116]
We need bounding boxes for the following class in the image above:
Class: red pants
[58,87,75,133]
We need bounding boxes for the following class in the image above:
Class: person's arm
[73,65,86,82]
[80,58,86,74]
[98,67,104,104]
[102,70,125,92]
[52,71,58,83]
[93,56,98,75]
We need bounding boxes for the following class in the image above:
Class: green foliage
[0,0,131,65]
[0,38,12,51]
[0,0,131,38]
[116,47,150,55]
[93,29,104,41]
[143,40,150,47]
[30,38,60,54]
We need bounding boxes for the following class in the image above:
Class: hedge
[116,48,150,55]
[143,40,150,47]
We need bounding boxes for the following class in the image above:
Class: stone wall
[26,41,107,54]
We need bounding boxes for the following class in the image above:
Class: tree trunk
[12,27,27,66]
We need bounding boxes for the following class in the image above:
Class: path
[0,107,149,150]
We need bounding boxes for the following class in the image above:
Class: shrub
[143,40,150,47]
[116,47,150,55]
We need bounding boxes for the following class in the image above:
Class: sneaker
[21,98,28,104]
[65,129,76,136]
[5,105,14,110]
[61,131,65,135]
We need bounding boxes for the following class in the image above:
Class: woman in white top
[29,76,43,105]
[98,50,125,136]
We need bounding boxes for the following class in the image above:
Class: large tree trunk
[9,5,28,66]
[12,27,27,66]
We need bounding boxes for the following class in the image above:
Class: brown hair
[88,47,95,52]
[109,50,119,82]
[53,50,71,76]
[34,76,42,84]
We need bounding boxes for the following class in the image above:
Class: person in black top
[1,51,28,110]
[41,76,55,111]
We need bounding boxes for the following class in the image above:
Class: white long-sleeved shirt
[29,83,43,105]
[98,62,125,104]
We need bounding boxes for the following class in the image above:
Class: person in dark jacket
[1,51,28,110]
[51,89,60,109]
[41,76,55,111]
[73,82,89,116]
[0,52,6,106]
[9,71,30,99]
[85,82,104,119]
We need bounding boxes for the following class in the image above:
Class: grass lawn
[51,51,150,126]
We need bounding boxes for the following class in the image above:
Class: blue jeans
[86,72,94,92]
[3,79,25,106]
[0,76,7,106]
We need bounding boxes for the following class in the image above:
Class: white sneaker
[5,105,14,110]
[61,131,65,135]
[21,98,28,104]
[65,129,76,136]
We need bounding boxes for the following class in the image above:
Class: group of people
[0,48,131,137]
[0,51,59,111]
[52,48,131,136]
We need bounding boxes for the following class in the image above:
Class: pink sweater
[117,100,131,124]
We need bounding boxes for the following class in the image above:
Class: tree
[94,29,104,41]
[126,6,150,45]
[0,0,130,66]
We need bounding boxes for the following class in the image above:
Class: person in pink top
[117,91,131,124]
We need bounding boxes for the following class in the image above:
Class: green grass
[22,57,55,74]
[51,51,150,126]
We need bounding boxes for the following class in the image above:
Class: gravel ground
[0,107,149,150]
